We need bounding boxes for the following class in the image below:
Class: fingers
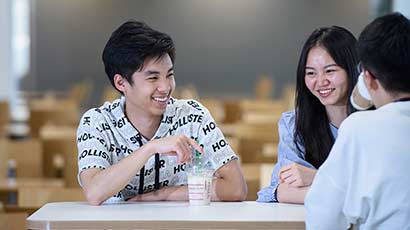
[174,135,201,163]
[176,142,190,163]
[283,175,297,185]
[278,164,292,176]
[187,138,204,154]
[155,135,203,163]
[279,169,293,183]
[277,164,293,182]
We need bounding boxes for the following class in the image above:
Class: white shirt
[305,101,410,230]
[77,97,237,203]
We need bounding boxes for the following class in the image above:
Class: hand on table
[278,163,317,187]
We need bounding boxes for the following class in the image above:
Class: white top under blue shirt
[256,110,338,202]
[76,97,238,203]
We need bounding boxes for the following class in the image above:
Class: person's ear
[363,70,379,92]
[113,74,126,93]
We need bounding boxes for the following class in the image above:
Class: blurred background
[0,0,408,228]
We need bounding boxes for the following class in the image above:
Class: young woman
[257,26,359,204]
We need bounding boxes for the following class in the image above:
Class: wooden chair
[259,163,275,189]
[0,138,43,178]
[39,125,79,187]
[18,187,84,210]
[0,139,8,178]
[241,163,260,201]
[281,84,296,110]
[67,81,92,108]
[254,75,274,100]
[173,84,199,100]
[223,100,242,124]
[28,98,79,137]
[239,99,286,124]
[236,123,279,163]
[200,98,225,123]
[101,86,120,104]
[0,212,27,230]
[0,101,9,137]
[219,122,279,163]
[241,163,275,201]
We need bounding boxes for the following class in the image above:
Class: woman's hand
[278,163,317,187]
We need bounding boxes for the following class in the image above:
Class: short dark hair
[358,12,410,94]
[102,20,176,92]
[295,26,359,168]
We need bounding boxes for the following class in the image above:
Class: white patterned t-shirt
[77,97,238,203]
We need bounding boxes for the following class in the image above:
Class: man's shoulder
[81,98,122,123]
[166,98,208,115]
[339,110,377,135]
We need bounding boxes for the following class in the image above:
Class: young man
[305,13,410,229]
[77,21,247,205]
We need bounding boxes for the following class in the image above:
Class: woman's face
[304,46,349,107]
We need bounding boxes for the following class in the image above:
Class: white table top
[27,201,305,229]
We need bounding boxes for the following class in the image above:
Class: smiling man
[76,21,247,205]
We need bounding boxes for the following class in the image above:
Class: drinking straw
[195,139,202,171]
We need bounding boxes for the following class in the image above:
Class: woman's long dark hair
[294,26,359,168]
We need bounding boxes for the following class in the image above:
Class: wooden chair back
[241,163,275,201]
[200,98,225,123]
[0,101,8,137]
[0,212,27,230]
[101,86,120,104]
[29,99,79,137]
[0,138,43,178]
[40,125,79,187]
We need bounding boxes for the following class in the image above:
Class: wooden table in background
[27,201,305,229]
[0,178,64,192]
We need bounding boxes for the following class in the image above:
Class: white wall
[0,0,12,101]
[394,0,410,17]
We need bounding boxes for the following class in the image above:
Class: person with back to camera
[76,20,247,205]
[305,12,410,229]
[257,26,359,204]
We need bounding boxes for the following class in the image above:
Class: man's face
[122,54,175,119]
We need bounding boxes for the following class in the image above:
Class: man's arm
[128,160,247,202]
[81,135,202,205]
[80,143,154,205]
[212,159,247,201]
[305,172,349,230]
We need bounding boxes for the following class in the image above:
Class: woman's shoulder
[279,110,296,130]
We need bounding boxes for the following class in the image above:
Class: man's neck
[124,102,162,140]
[374,89,410,108]
[390,92,410,103]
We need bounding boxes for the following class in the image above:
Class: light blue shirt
[256,110,338,202]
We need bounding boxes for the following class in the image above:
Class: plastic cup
[186,167,213,206]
